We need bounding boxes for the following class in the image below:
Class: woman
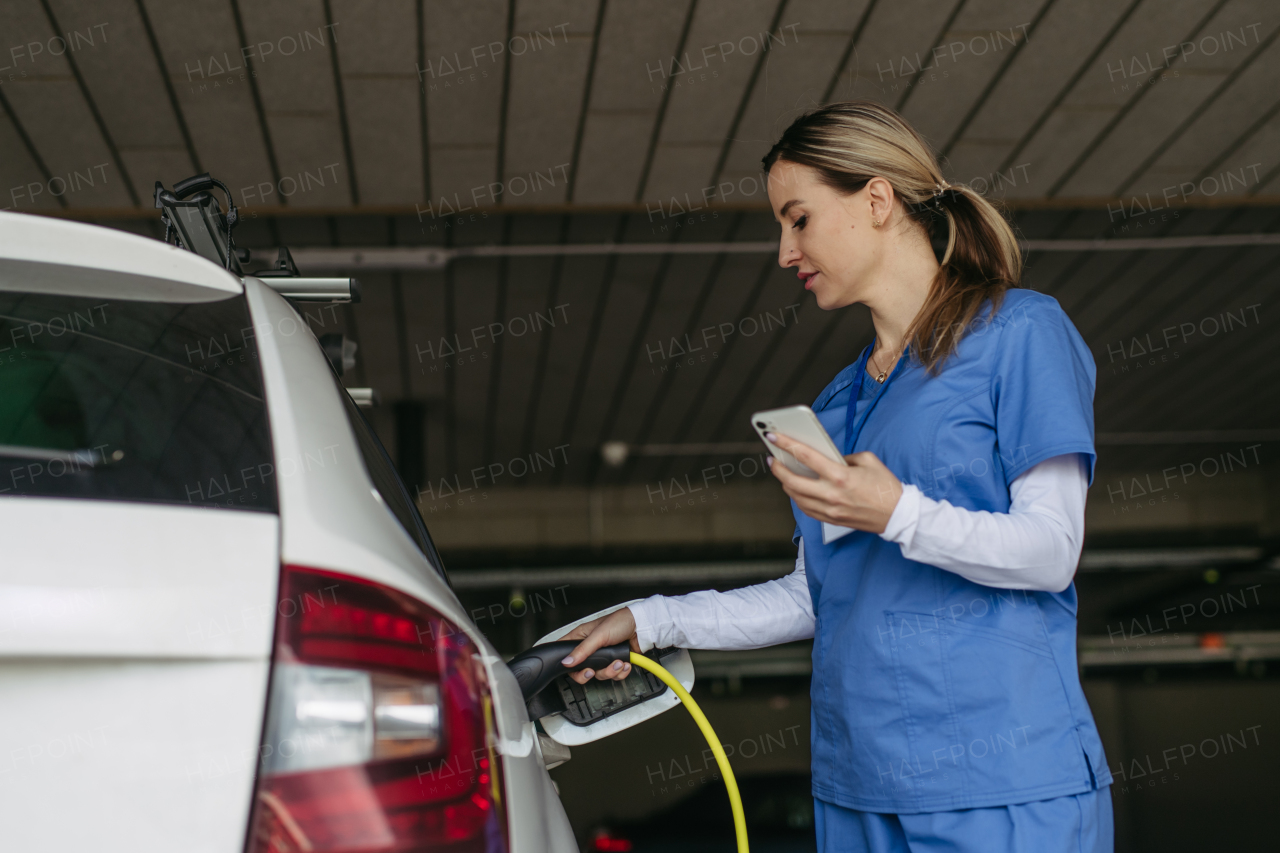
[562,101,1112,853]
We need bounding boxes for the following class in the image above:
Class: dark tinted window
[337,387,449,584]
[0,290,275,511]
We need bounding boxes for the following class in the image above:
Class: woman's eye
[792,215,807,231]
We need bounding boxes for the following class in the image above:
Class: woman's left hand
[767,433,904,534]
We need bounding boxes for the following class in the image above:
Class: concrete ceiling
[3,0,1279,216]
[2,0,1278,518]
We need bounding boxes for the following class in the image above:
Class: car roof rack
[156,172,362,375]
[154,173,359,304]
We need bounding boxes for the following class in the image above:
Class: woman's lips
[799,271,818,289]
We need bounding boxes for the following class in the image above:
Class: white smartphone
[751,405,847,479]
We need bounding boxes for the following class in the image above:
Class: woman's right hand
[559,607,640,684]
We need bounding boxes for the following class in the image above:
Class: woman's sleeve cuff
[881,483,921,546]
[626,598,666,653]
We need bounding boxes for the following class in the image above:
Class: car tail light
[246,565,509,853]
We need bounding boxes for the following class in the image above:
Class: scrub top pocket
[885,610,1090,808]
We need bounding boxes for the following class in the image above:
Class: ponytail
[762,101,1022,372]
[905,183,1021,370]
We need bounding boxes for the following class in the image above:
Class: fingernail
[611,661,622,671]
[561,656,573,665]
[765,432,777,443]
[582,669,594,679]
[766,457,774,467]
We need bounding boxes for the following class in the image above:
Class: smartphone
[751,405,847,478]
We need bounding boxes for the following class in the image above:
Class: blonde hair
[762,101,1022,372]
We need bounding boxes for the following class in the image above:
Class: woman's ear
[864,177,895,227]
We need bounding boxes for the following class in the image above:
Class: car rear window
[336,382,450,585]
[0,289,276,511]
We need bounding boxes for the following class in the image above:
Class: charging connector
[506,641,749,852]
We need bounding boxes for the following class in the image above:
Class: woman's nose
[778,239,800,268]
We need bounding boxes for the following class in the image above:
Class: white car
[0,210,592,853]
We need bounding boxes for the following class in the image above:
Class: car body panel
[243,277,577,852]
[0,499,279,659]
[0,214,578,852]
[0,658,270,853]
[0,210,242,301]
[0,500,277,853]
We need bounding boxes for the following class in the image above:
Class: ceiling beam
[264,232,1280,272]
[446,545,1268,588]
[34,194,1280,221]
[598,430,1280,466]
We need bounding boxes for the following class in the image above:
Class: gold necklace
[870,348,899,383]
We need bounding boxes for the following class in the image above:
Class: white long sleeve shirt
[629,453,1088,653]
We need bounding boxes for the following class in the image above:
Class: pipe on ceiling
[279,232,1280,272]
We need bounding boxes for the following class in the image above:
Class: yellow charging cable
[628,652,749,853]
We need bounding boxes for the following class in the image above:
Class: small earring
[872,217,882,227]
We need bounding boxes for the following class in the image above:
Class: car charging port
[516,646,682,727]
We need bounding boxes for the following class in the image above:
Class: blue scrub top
[793,289,1111,814]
